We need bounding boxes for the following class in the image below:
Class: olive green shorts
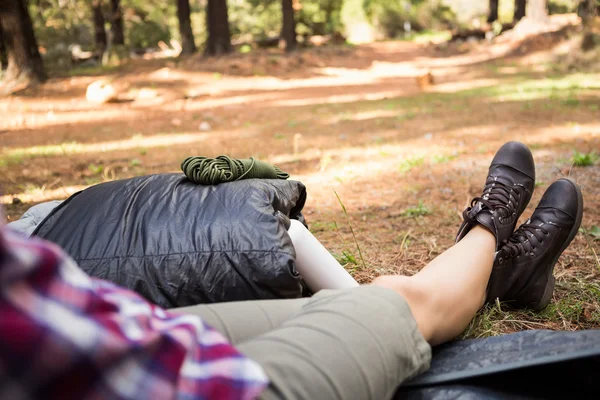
[175,285,431,400]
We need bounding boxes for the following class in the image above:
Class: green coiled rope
[181,155,290,185]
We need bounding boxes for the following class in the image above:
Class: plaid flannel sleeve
[0,227,269,400]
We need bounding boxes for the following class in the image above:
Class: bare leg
[372,226,495,345]
[176,227,494,347]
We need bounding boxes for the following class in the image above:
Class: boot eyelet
[498,258,504,264]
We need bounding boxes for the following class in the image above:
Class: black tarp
[34,174,307,308]
[397,329,600,399]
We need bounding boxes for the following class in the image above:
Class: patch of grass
[1,142,82,166]
[580,226,600,272]
[462,277,600,339]
[402,201,430,218]
[130,158,142,167]
[560,97,580,107]
[139,148,148,156]
[588,226,600,240]
[88,163,104,175]
[396,111,417,121]
[571,151,598,167]
[541,278,600,323]
[309,221,337,232]
[534,181,545,188]
[398,156,425,173]
[273,133,286,140]
[287,120,299,127]
[0,154,24,168]
[431,154,457,165]
[65,64,119,77]
[334,249,358,266]
[334,191,367,270]
[522,101,533,110]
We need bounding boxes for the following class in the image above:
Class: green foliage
[127,19,171,49]
[431,153,457,164]
[88,164,104,175]
[402,201,430,217]
[589,226,600,240]
[229,0,281,41]
[334,249,358,266]
[334,191,367,270]
[297,0,344,36]
[398,155,425,172]
[548,0,579,14]
[363,0,457,38]
[571,150,598,166]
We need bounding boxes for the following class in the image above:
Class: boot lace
[468,177,522,221]
[497,221,550,264]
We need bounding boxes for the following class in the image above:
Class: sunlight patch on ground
[448,122,599,142]
[271,90,411,107]
[1,132,218,165]
[322,109,400,124]
[1,185,87,205]
[431,78,502,94]
[0,108,131,130]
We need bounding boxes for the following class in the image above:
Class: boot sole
[529,179,584,311]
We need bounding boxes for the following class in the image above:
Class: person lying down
[0,141,583,399]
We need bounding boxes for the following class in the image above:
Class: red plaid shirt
[0,225,268,399]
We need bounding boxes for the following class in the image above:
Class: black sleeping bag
[33,174,308,308]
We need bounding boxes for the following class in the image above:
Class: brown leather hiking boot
[456,141,536,250]
[486,178,584,310]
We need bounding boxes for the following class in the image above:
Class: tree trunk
[177,0,196,55]
[528,0,548,22]
[0,25,6,71]
[0,0,46,88]
[578,0,598,26]
[92,0,107,55]
[110,0,125,45]
[205,0,232,56]
[281,0,297,51]
[487,0,499,23]
[514,0,526,21]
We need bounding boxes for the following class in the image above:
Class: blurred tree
[0,25,6,71]
[92,0,107,55]
[488,0,499,22]
[205,0,232,55]
[281,0,297,51]
[110,0,125,45]
[0,0,46,88]
[177,0,196,54]
[529,0,548,21]
[514,0,527,21]
[578,0,599,50]
[578,0,598,24]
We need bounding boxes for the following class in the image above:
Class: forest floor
[1,14,599,338]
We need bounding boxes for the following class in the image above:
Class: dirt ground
[1,16,599,336]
